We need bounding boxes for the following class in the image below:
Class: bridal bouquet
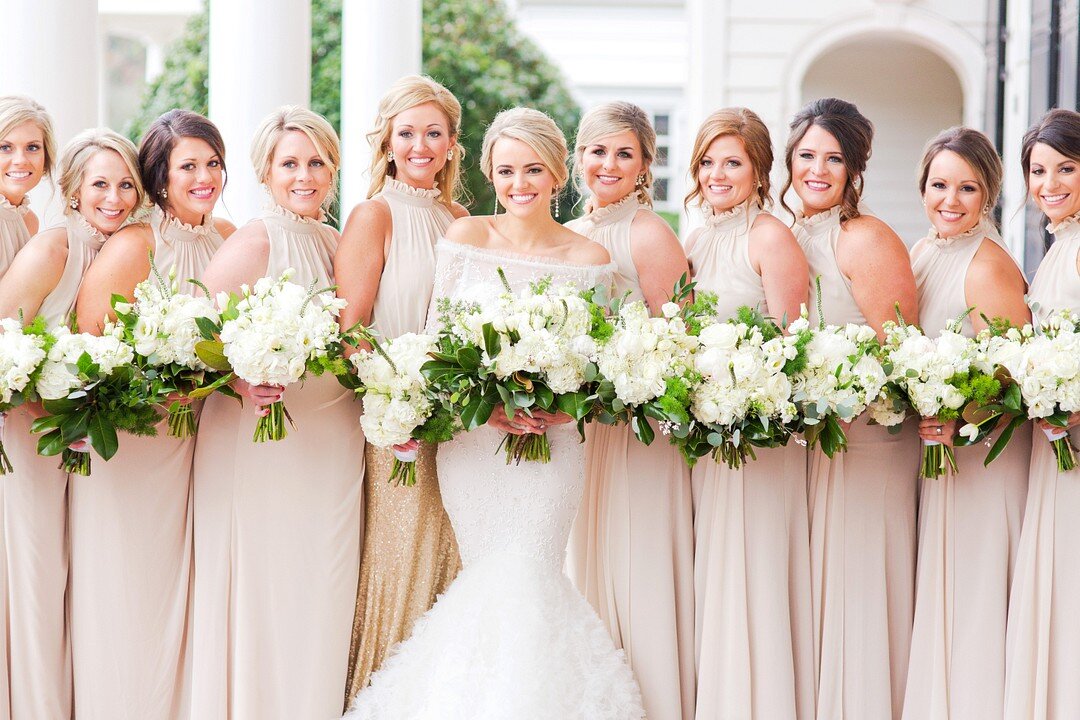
[0,317,51,473]
[110,264,224,438]
[1011,309,1080,471]
[423,270,604,464]
[880,315,1001,478]
[352,331,455,485]
[787,313,888,457]
[675,307,803,468]
[194,269,349,442]
[591,276,703,445]
[32,326,160,475]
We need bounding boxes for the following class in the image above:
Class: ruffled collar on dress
[69,211,108,250]
[926,216,998,249]
[265,203,327,225]
[152,205,220,243]
[795,204,843,234]
[383,177,441,204]
[1047,211,1080,237]
[0,193,31,217]
[704,198,759,231]
[580,193,640,227]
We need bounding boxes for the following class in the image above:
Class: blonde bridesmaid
[904,127,1031,720]
[71,111,233,720]
[0,127,127,720]
[190,107,364,720]
[565,101,694,720]
[0,96,54,274]
[339,75,466,704]
[784,97,921,720]
[685,107,814,719]
[1005,108,1080,720]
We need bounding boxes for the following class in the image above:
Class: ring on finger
[936,427,942,435]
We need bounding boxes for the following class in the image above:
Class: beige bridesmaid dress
[795,205,920,720]
[344,178,461,703]
[903,218,1031,720]
[0,212,100,720]
[68,207,223,720]
[686,200,815,720]
[566,195,695,720]
[1005,212,1080,720]
[191,206,364,720]
[0,194,31,280]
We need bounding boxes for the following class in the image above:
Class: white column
[209,0,312,225]
[684,0,729,236]
[2,0,99,226]
[1001,0,1032,270]
[339,0,422,216]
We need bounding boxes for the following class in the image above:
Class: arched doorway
[800,37,964,244]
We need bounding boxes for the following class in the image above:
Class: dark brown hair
[781,97,873,223]
[918,127,1002,217]
[138,109,227,211]
[1021,108,1080,179]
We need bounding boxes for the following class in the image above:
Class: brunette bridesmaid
[565,101,695,720]
[685,107,814,719]
[0,128,141,720]
[1004,108,1080,720]
[190,106,364,719]
[71,110,233,720]
[339,75,466,704]
[904,127,1031,720]
[0,96,54,275]
[784,98,921,720]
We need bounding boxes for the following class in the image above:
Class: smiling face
[696,134,756,213]
[922,149,986,237]
[75,149,139,235]
[579,130,645,208]
[164,136,223,225]
[790,123,848,215]
[1028,141,1080,223]
[0,120,47,205]
[267,130,333,218]
[491,137,558,219]
[388,101,454,190]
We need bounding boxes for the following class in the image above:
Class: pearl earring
[69,196,79,210]
[493,195,499,215]
[388,151,395,163]
[446,149,454,161]
[636,174,646,187]
[160,188,168,200]
[553,186,561,219]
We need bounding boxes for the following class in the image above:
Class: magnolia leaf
[195,340,232,372]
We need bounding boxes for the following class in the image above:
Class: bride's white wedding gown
[344,239,644,720]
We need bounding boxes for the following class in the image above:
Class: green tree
[126,0,580,216]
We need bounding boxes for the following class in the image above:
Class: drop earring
[553,186,560,219]
[388,151,395,163]
[493,195,499,215]
[160,188,168,200]
[69,196,79,210]
[635,174,645,187]
[446,149,454,161]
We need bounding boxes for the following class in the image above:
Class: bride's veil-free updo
[480,108,569,192]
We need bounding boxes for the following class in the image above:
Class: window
[653,177,669,203]
[650,110,674,211]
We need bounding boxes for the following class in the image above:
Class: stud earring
[160,188,168,200]
[553,186,561,219]
[446,149,454,161]
[69,196,79,210]
[388,151,395,163]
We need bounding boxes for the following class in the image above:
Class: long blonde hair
[367,75,463,207]
[58,128,145,217]
[0,95,58,178]
[685,107,773,211]
[572,101,656,210]
[251,105,341,214]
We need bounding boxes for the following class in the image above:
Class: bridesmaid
[1004,108,1080,719]
[783,97,921,720]
[339,75,466,704]
[685,107,814,719]
[0,96,55,274]
[71,110,233,720]
[904,127,1031,720]
[565,101,695,720]
[190,106,364,719]
[0,128,141,720]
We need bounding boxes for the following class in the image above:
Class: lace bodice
[426,239,615,331]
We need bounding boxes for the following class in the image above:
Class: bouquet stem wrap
[1043,426,1077,472]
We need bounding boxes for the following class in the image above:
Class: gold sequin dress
[344,179,461,704]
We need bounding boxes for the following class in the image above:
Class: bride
[344,108,645,719]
